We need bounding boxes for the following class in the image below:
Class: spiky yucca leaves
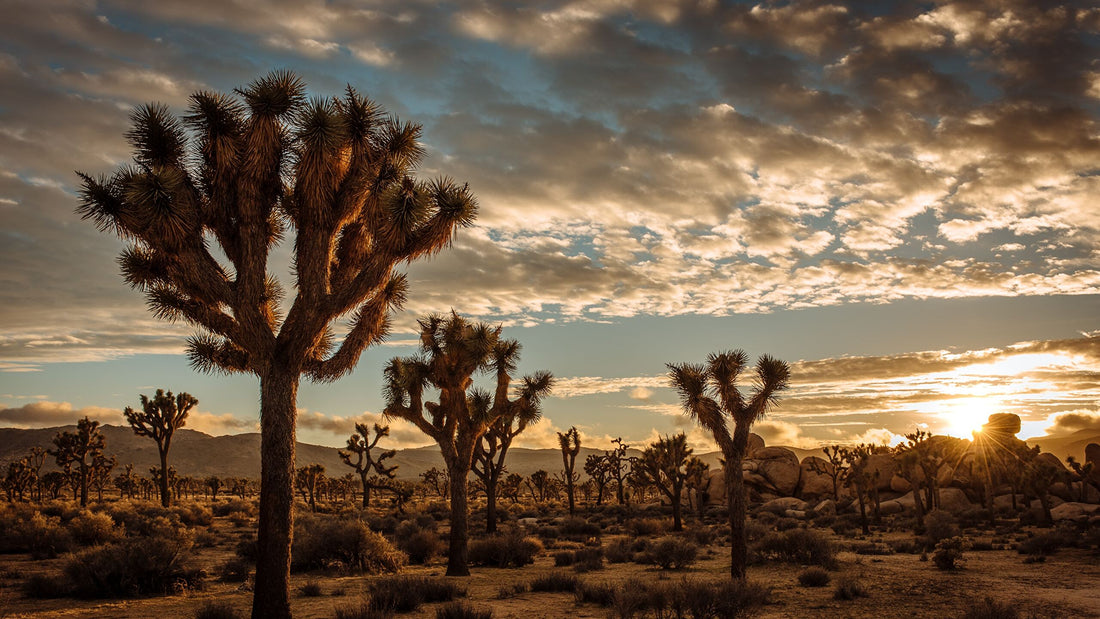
[472,339,550,533]
[76,71,476,619]
[667,350,790,580]
[338,423,398,508]
[384,312,553,576]
[124,389,197,508]
[557,426,582,515]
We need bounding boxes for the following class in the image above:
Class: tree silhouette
[808,445,847,503]
[472,338,548,533]
[634,433,693,531]
[382,312,552,576]
[668,350,790,580]
[295,464,326,512]
[76,71,476,619]
[124,389,197,507]
[338,422,397,508]
[604,437,632,505]
[50,417,108,507]
[557,426,581,515]
[527,469,552,501]
[584,453,612,505]
[839,444,874,534]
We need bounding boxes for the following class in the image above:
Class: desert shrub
[194,600,242,619]
[63,532,203,598]
[468,529,542,568]
[604,539,632,563]
[22,573,69,598]
[334,601,394,619]
[575,581,616,606]
[559,516,601,538]
[554,547,603,571]
[235,537,258,562]
[626,517,666,537]
[1016,530,1071,557]
[105,503,182,538]
[636,536,698,570]
[496,582,528,599]
[291,516,405,573]
[529,571,580,592]
[753,528,837,569]
[851,541,892,556]
[395,529,441,565]
[798,567,831,587]
[299,581,324,597]
[889,538,921,554]
[368,515,400,535]
[754,510,778,525]
[536,525,560,541]
[684,526,717,547]
[367,575,465,613]
[194,527,220,548]
[1,512,74,558]
[959,597,1021,619]
[171,503,214,527]
[218,557,251,583]
[211,498,256,518]
[553,550,575,566]
[923,510,960,546]
[933,537,968,570]
[970,540,994,552]
[69,510,122,546]
[610,578,768,619]
[833,576,867,600]
[435,601,493,619]
[774,517,801,532]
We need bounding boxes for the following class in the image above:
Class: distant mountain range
[0,424,1094,480]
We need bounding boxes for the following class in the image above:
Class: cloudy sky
[1,0,1099,454]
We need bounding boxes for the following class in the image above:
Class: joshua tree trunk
[253,370,299,619]
[671,485,683,532]
[485,472,499,534]
[361,472,371,509]
[725,452,747,580]
[158,449,170,508]
[445,457,471,576]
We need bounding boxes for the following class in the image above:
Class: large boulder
[704,469,726,505]
[866,454,896,491]
[1086,442,1100,468]
[744,447,801,496]
[1051,502,1100,522]
[1035,452,1068,473]
[890,474,912,493]
[746,433,765,457]
[760,497,808,514]
[993,494,1027,511]
[938,487,973,513]
[799,456,836,499]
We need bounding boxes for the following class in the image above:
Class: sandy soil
[1,522,1097,619]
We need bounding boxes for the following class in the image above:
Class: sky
[1,0,1099,455]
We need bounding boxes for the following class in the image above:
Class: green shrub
[753,528,837,569]
[529,571,580,593]
[367,575,465,613]
[435,601,493,619]
[194,600,242,619]
[636,536,697,569]
[291,516,406,573]
[63,532,203,598]
[798,567,831,587]
[933,537,968,570]
[468,529,542,568]
[833,576,867,600]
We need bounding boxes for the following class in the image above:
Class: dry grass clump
[291,514,406,573]
[608,577,769,618]
[752,528,837,569]
[529,571,580,593]
[366,575,465,613]
[193,600,242,619]
[435,601,493,619]
[468,529,542,568]
[635,536,698,570]
[797,567,831,587]
[833,576,867,600]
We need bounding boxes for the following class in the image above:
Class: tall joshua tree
[50,417,108,508]
[76,72,476,618]
[472,338,548,533]
[338,422,398,508]
[634,433,693,531]
[124,389,197,507]
[383,313,552,576]
[557,426,581,515]
[668,350,789,580]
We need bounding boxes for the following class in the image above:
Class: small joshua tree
[295,464,326,512]
[50,417,108,507]
[338,423,398,508]
[124,389,197,507]
[668,350,790,580]
[558,427,582,515]
[808,445,848,503]
[684,455,710,517]
[605,437,632,505]
[634,433,693,531]
[584,453,612,505]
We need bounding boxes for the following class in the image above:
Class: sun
[940,397,1001,439]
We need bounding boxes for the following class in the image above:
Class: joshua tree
[28,447,46,502]
[527,469,552,501]
[684,455,710,517]
[338,423,398,508]
[76,71,475,619]
[419,467,449,498]
[115,464,138,499]
[295,464,326,512]
[605,437,632,505]
[584,453,612,505]
[4,458,35,502]
[382,313,552,576]
[1067,456,1099,501]
[205,475,222,501]
[90,455,117,501]
[472,339,549,533]
[124,389,197,507]
[808,445,848,502]
[557,426,582,515]
[893,442,927,533]
[840,444,874,534]
[668,350,790,580]
[50,417,108,507]
[634,433,693,531]
[500,472,524,503]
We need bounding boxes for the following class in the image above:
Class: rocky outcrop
[799,456,836,499]
[743,447,801,496]
[1050,502,1100,522]
[759,497,808,514]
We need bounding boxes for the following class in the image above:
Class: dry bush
[752,528,837,569]
[604,537,639,563]
[194,600,242,619]
[959,597,1021,619]
[367,575,465,613]
[69,510,122,546]
[575,581,616,606]
[610,577,768,619]
[833,576,867,600]
[626,517,666,537]
[923,510,960,546]
[933,537,968,570]
[435,601,493,619]
[0,511,73,558]
[63,530,203,598]
[218,557,251,583]
[211,498,257,518]
[468,529,542,568]
[635,536,698,570]
[798,567,831,587]
[291,515,406,573]
[529,571,580,593]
